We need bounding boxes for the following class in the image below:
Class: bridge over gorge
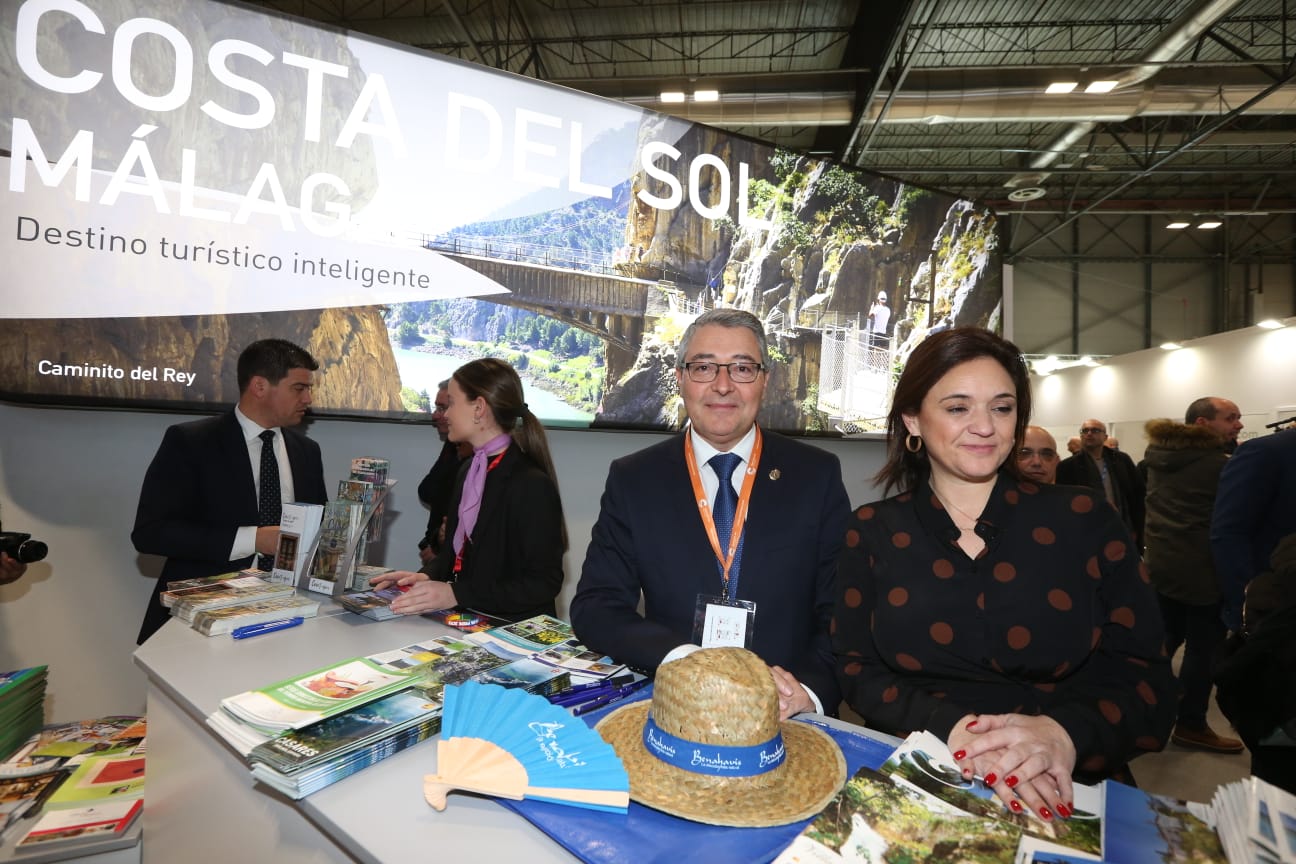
[425,236,707,352]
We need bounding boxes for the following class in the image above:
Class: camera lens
[15,540,47,564]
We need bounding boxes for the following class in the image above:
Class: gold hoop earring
[905,434,923,453]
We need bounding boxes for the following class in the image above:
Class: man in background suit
[1212,426,1296,633]
[1056,417,1145,544]
[132,339,328,644]
[571,309,849,719]
[415,380,465,571]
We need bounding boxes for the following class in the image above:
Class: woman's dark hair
[874,327,1032,495]
[453,358,568,550]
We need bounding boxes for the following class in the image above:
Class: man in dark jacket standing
[1057,418,1145,544]
[1143,397,1244,754]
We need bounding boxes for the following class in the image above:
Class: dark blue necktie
[257,429,281,570]
[709,452,744,597]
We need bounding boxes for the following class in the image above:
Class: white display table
[133,608,577,864]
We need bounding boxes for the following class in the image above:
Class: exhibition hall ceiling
[249,0,1295,230]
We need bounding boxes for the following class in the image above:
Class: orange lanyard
[452,449,507,575]
[684,427,762,598]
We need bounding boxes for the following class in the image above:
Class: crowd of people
[127,315,1295,805]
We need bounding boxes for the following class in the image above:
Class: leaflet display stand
[303,480,396,597]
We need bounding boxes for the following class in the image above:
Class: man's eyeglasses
[1080,427,1105,435]
[680,361,765,384]
[1018,447,1057,460]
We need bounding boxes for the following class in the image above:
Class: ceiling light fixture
[1160,341,1182,350]
[1166,221,1190,229]
[692,89,719,102]
[660,91,686,103]
[1257,319,1285,329]
[1007,187,1047,202]
[1045,82,1078,94]
[1085,81,1119,93]
[1196,219,1223,230]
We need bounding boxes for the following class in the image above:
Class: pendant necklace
[930,485,985,532]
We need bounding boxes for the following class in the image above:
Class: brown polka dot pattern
[843,587,863,608]
[1138,561,1151,584]
[1047,589,1072,611]
[845,529,860,548]
[835,474,1176,785]
[896,653,922,671]
[1134,736,1162,751]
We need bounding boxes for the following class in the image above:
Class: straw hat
[595,647,846,827]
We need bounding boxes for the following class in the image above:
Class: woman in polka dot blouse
[833,328,1176,824]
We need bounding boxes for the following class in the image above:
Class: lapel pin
[768,468,781,481]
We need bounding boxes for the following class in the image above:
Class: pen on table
[546,674,634,704]
[571,678,652,716]
[232,617,304,639]
[550,684,619,708]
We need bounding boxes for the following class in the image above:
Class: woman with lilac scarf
[371,358,567,621]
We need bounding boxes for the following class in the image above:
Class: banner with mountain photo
[0,0,1001,434]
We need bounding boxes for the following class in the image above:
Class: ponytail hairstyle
[452,358,568,550]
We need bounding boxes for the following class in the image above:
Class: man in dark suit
[415,380,464,571]
[1212,427,1296,633]
[132,339,329,644]
[1056,418,1145,544]
[571,309,849,719]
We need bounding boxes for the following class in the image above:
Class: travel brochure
[0,716,146,856]
[776,729,1295,864]
[208,616,623,799]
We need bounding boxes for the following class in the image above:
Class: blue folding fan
[424,681,629,813]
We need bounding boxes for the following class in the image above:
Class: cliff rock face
[599,142,1001,433]
[620,118,771,285]
[1,309,404,412]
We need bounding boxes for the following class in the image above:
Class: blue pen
[563,674,634,694]
[550,684,618,708]
[571,678,651,716]
[232,617,304,639]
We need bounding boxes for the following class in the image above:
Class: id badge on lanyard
[684,430,762,650]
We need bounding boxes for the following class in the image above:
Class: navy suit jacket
[1211,428,1296,631]
[131,410,327,643]
[571,429,849,712]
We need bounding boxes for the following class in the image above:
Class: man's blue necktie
[709,452,744,597]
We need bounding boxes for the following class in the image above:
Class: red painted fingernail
[1009,800,1023,812]
[1068,801,1075,811]
[1057,804,1072,818]
[952,750,966,760]
[1004,775,1018,787]
[983,773,997,786]
[1040,807,1053,820]
[966,720,979,729]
